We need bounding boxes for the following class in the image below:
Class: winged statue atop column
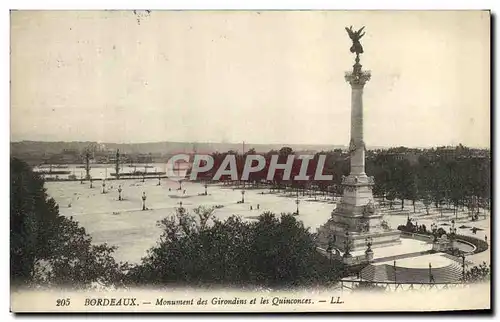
[345,26,365,56]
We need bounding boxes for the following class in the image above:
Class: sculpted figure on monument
[356,220,370,233]
[345,26,365,55]
[349,138,357,154]
[363,200,375,216]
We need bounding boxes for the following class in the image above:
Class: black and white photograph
[9,9,491,312]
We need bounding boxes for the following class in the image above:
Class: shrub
[456,234,488,254]
[463,262,490,283]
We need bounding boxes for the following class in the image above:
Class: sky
[10,10,490,148]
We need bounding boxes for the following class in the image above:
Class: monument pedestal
[318,174,401,252]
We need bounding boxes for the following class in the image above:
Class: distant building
[384,151,421,165]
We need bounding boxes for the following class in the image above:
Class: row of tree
[193,145,490,216]
[368,147,490,216]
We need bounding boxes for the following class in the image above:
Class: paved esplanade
[318,27,401,251]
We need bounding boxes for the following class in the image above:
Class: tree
[386,191,396,209]
[127,207,342,288]
[407,171,419,213]
[10,158,126,289]
[278,147,293,157]
[395,159,413,210]
[422,193,432,215]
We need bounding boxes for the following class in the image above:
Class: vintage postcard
[10,10,491,313]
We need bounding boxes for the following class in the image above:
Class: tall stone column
[345,60,371,177]
[316,27,401,253]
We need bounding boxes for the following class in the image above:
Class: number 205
[56,298,71,306]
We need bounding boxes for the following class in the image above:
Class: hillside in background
[10,140,349,161]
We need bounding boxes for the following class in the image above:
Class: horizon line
[9,139,490,150]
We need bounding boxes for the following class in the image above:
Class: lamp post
[142,192,147,211]
[365,236,373,262]
[90,178,93,188]
[241,190,245,203]
[450,220,457,235]
[102,179,106,194]
[295,198,300,216]
[365,237,373,250]
[449,219,457,252]
[118,185,122,201]
[431,222,438,243]
[394,260,397,286]
[158,175,161,186]
[365,237,373,253]
[343,230,352,258]
[460,254,466,282]
[429,263,433,283]
[326,241,333,265]
[204,183,208,195]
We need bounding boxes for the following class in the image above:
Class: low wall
[400,231,433,242]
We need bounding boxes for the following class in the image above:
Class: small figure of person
[169,188,171,191]
[257,204,260,210]
[430,274,435,283]
[485,235,488,243]
[183,189,186,194]
[250,206,253,210]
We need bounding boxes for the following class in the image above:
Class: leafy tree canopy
[10,158,126,289]
[126,207,342,289]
